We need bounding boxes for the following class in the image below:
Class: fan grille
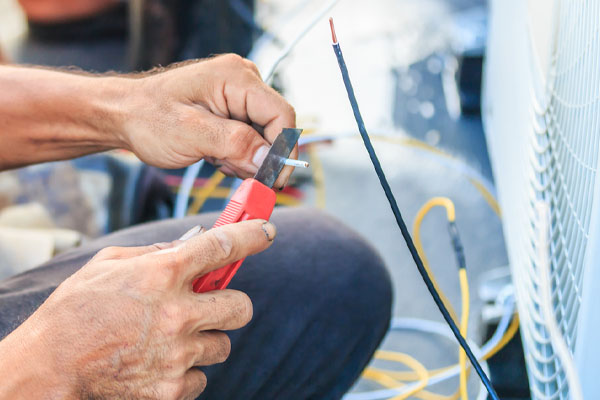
[484,1,599,398]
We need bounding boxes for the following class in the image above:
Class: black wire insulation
[448,221,466,270]
[331,41,500,400]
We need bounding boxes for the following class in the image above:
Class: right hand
[0,219,276,400]
[121,54,297,188]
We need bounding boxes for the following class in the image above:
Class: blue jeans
[0,208,392,399]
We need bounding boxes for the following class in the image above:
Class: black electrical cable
[328,18,500,400]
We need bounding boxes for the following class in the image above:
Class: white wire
[173,160,204,218]
[342,318,487,400]
[176,0,339,216]
[535,202,584,400]
[247,0,315,62]
[343,295,515,400]
[261,0,343,82]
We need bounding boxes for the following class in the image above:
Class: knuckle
[221,53,244,66]
[166,379,187,400]
[156,381,180,400]
[159,302,186,329]
[232,291,254,324]
[288,104,297,120]
[95,246,121,260]
[158,251,183,280]
[284,103,297,122]
[227,126,255,158]
[243,59,260,75]
[214,332,231,362]
[204,230,233,260]
[172,344,190,366]
[190,371,208,398]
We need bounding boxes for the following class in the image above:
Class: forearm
[0,321,69,399]
[0,65,130,170]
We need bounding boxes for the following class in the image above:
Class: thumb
[202,114,271,178]
[92,225,206,261]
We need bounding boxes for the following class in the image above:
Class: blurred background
[0,0,516,398]
[3,0,598,399]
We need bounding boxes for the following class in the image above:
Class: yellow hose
[360,196,519,399]
[412,197,459,325]
[458,268,470,400]
[186,171,226,215]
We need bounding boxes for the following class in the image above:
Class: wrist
[84,75,134,151]
[0,321,72,399]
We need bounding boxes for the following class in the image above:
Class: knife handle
[192,178,276,293]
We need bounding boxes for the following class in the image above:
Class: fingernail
[261,221,276,241]
[179,225,205,241]
[252,145,270,168]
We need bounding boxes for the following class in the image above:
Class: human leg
[0,208,392,399]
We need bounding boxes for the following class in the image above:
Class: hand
[0,219,276,400]
[122,54,298,188]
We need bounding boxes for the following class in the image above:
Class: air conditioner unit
[483,0,600,398]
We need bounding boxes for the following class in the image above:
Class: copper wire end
[329,17,338,44]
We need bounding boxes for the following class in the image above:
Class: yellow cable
[363,368,406,389]
[303,133,502,217]
[412,197,459,325]
[362,368,458,400]
[367,313,519,382]
[368,135,501,217]
[375,351,429,400]
[458,268,469,400]
[244,126,506,399]
[188,186,301,207]
[184,171,303,215]
[346,134,502,217]
[361,196,520,399]
[186,171,227,215]
[467,178,501,217]
[413,197,468,400]
[363,363,458,400]
[297,131,511,399]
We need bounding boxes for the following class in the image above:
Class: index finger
[170,219,276,284]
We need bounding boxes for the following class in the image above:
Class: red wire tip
[329,17,338,44]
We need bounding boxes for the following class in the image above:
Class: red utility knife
[192,128,303,293]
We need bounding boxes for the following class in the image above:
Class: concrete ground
[0,0,510,398]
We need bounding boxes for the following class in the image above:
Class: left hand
[120,54,298,189]
[0,220,275,400]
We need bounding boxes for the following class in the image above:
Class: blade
[254,128,302,188]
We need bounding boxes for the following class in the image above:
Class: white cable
[247,0,315,62]
[176,0,337,216]
[480,291,514,356]
[343,294,515,400]
[343,318,487,400]
[261,0,343,82]
[173,160,204,218]
[535,202,583,400]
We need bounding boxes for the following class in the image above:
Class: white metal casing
[483,0,600,398]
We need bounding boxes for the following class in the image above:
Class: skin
[0,219,276,399]
[18,0,121,22]
[0,54,296,399]
[0,55,297,187]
